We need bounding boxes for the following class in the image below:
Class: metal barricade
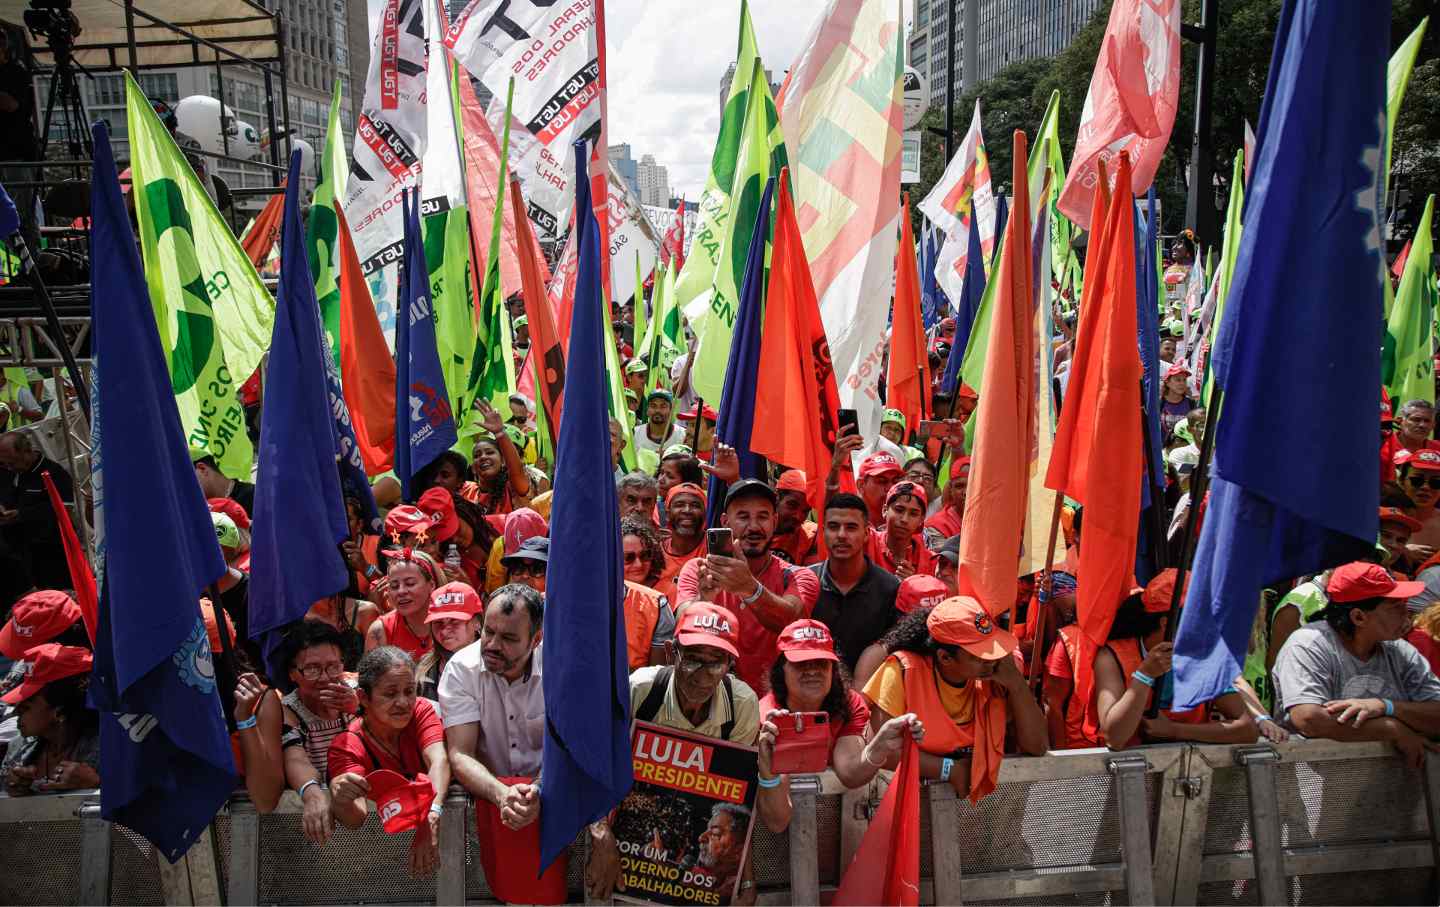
[2,740,1438,905]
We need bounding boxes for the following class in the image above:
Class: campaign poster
[613,721,759,906]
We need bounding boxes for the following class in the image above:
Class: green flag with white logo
[126,73,273,477]
[1385,194,1436,406]
[308,81,347,369]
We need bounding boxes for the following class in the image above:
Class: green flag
[632,251,648,365]
[603,291,637,472]
[460,79,517,444]
[308,81,347,367]
[648,260,681,391]
[1202,150,1246,408]
[125,72,272,477]
[683,56,787,402]
[1028,90,1076,314]
[1385,194,1437,406]
[1386,17,1428,204]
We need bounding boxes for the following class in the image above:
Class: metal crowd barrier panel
[2,739,1438,905]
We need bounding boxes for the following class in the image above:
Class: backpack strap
[635,666,673,724]
[719,675,736,741]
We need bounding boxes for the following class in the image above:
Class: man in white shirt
[632,389,686,458]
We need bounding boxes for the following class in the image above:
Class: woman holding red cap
[1,644,99,795]
[367,551,440,661]
[754,620,922,833]
[1093,571,1260,750]
[415,583,482,702]
[329,646,450,877]
[861,597,1048,802]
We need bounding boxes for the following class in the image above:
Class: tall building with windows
[908,0,1102,106]
[636,154,670,208]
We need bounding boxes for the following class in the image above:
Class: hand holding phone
[706,527,735,558]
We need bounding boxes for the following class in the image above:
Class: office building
[636,154,670,208]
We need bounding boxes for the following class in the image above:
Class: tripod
[36,32,92,163]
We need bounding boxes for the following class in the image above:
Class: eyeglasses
[678,655,730,677]
[623,551,649,565]
[298,662,345,681]
[1407,473,1440,490]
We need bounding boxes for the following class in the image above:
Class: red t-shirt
[676,554,821,692]
[1381,433,1440,485]
[1407,628,1440,677]
[924,507,963,540]
[865,527,935,577]
[381,610,433,662]
[328,697,444,781]
[758,689,871,761]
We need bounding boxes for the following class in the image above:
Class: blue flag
[942,200,986,395]
[248,151,352,668]
[705,176,776,529]
[991,193,1009,271]
[394,189,457,501]
[0,180,19,238]
[1134,190,1164,582]
[86,121,237,861]
[1172,0,1385,708]
[920,222,945,330]
[538,139,634,872]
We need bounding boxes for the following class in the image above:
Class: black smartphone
[706,527,734,558]
[837,408,859,437]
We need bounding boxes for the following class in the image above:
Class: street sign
[902,130,922,184]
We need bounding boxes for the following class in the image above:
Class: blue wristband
[234,715,258,731]
[1384,698,1396,717]
[939,757,955,782]
[757,774,781,789]
[1131,670,1156,688]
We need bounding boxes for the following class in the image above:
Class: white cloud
[605,0,831,201]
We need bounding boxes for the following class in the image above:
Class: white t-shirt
[633,421,687,457]
[437,642,545,778]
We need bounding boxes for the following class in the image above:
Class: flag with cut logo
[126,73,273,479]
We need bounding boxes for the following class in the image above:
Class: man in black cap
[934,535,960,596]
[501,537,549,596]
[675,479,819,691]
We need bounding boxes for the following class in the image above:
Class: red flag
[833,735,921,906]
[752,168,840,514]
[1056,0,1181,228]
[660,197,686,272]
[337,207,397,473]
[549,230,578,357]
[1044,153,1143,734]
[956,133,1035,619]
[240,188,284,268]
[886,195,930,436]
[42,471,96,643]
[1394,239,1412,280]
[512,177,567,438]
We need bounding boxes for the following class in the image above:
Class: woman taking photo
[329,647,451,877]
[755,621,922,833]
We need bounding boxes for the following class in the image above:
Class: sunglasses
[1407,473,1440,490]
[623,551,649,565]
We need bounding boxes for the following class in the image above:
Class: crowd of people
[1,232,1438,899]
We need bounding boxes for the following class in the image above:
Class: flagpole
[1148,385,1223,717]
[1139,401,1170,571]
[1027,490,1067,693]
[206,583,241,733]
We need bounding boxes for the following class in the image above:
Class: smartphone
[837,408,859,437]
[706,527,734,558]
[770,711,832,774]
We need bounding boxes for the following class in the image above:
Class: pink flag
[1243,120,1256,187]
[1056,0,1181,229]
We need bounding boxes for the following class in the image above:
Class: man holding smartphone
[676,480,820,691]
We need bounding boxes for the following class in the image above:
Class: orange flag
[43,471,96,643]
[752,168,841,513]
[956,133,1035,619]
[886,195,930,436]
[511,177,566,438]
[833,735,921,906]
[240,188,284,268]
[337,207,396,474]
[456,59,523,300]
[1044,153,1143,731]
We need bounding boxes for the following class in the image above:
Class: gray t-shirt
[1272,622,1440,729]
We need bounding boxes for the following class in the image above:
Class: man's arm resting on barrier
[1144,692,1258,745]
[1389,700,1440,737]
[444,723,539,829]
[1288,704,1440,769]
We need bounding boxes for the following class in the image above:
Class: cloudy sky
[603,1,832,200]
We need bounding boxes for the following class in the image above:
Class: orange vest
[891,650,1007,802]
[1055,625,1101,749]
[623,581,665,671]
[1103,637,1205,748]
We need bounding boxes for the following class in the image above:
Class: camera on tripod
[23,0,79,51]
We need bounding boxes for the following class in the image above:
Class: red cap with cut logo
[365,769,436,834]
[897,575,950,614]
[0,591,83,658]
[859,452,903,479]
[1,644,93,705]
[427,582,483,623]
[775,619,840,663]
[675,602,740,658]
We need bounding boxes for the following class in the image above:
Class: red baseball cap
[1164,362,1191,379]
[677,404,718,422]
[896,575,949,614]
[926,596,1016,660]
[385,505,432,541]
[885,480,928,510]
[775,619,840,663]
[675,603,740,659]
[949,456,972,480]
[366,769,436,834]
[860,452,903,479]
[1142,568,1179,614]
[427,582,483,623]
[1411,450,1440,472]
[1,644,92,704]
[415,487,460,542]
[1326,562,1423,603]
[207,497,252,531]
[775,469,808,494]
[1380,507,1423,533]
[0,591,83,658]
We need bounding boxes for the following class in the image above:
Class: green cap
[625,358,649,375]
[212,512,240,549]
[882,408,906,426]
[513,315,529,330]
[662,443,694,458]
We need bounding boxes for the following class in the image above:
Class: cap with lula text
[1326,562,1424,603]
[776,619,841,663]
[926,595,1017,660]
[859,452,903,479]
[0,591,83,659]
[675,602,740,658]
[1,643,93,705]
[427,582,483,623]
